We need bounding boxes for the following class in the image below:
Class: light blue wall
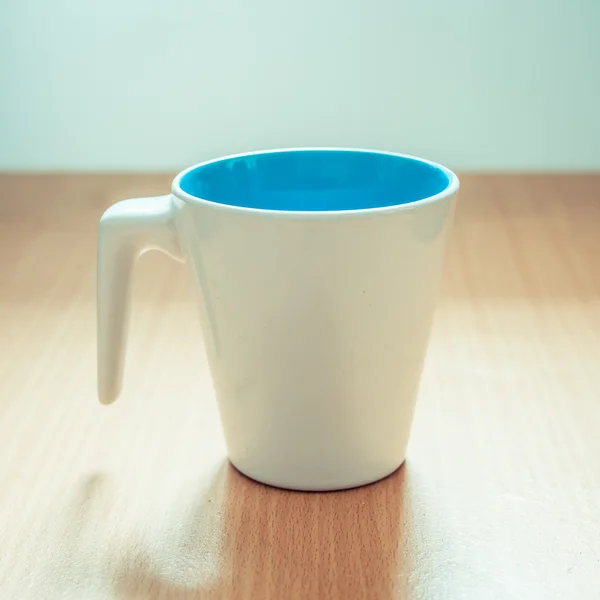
[1,0,598,171]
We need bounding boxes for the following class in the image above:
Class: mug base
[229,459,406,492]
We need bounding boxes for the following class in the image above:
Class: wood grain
[0,174,599,599]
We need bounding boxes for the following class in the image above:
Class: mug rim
[171,147,459,216]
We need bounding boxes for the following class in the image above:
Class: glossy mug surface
[97,148,459,491]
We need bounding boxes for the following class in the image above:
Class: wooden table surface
[0,174,599,600]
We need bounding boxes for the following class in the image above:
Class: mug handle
[97,195,183,405]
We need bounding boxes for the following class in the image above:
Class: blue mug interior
[179,149,451,212]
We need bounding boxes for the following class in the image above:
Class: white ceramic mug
[97,148,459,491]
